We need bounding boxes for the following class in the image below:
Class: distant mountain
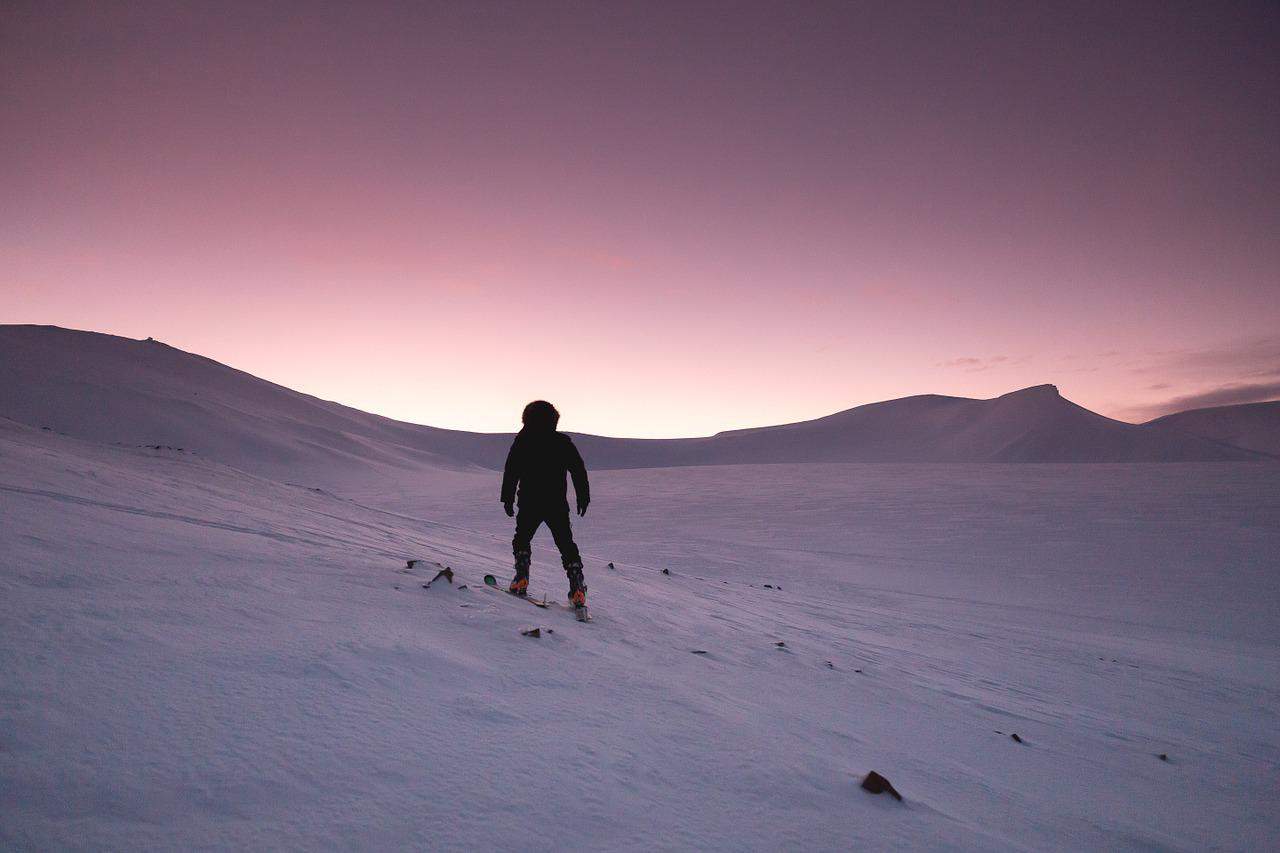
[572,383,1264,465]
[0,326,1266,485]
[1147,401,1280,459]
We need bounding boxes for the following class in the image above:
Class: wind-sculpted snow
[2,418,1278,850]
[0,325,1267,474]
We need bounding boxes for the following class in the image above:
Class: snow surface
[3,416,1278,850]
[3,325,1279,849]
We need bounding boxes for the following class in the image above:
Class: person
[500,400,590,609]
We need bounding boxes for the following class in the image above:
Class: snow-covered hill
[1148,400,1280,459]
[0,325,1264,471]
[585,383,1263,464]
[0,325,512,488]
[2,418,1277,850]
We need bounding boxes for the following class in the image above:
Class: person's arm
[500,439,521,515]
[567,438,590,516]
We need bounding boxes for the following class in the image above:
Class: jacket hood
[521,400,560,431]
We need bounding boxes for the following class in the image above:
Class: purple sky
[3,1,1278,436]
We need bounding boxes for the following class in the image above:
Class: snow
[619,384,1263,464]
[0,325,503,486]
[382,461,1280,648]
[3,325,1279,849]
[3,416,1278,850]
[1150,401,1280,459]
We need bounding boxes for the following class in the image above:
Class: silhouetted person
[501,400,589,609]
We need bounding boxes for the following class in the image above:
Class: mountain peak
[997,384,1060,400]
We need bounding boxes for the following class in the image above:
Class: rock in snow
[861,771,904,801]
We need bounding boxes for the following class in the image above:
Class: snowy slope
[3,418,1278,850]
[0,325,510,487]
[1,325,1262,469]
[585,384,1260,464]
[1147,401,1280,459]
[377,460,1280,648]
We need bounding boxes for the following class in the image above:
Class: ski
[481,574,590,621]
[540,598,592,622]
[515,592,549,608]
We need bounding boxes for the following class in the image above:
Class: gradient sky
[3,1,1278,436]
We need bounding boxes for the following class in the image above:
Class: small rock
[775,641,786,648]
[1010,733,1023,744]
[457,584,468,591]
[521,628,541,638]
[764,584,773,589]
[691,650,708,655]
[661,568,670,575]
[860,770,903,801]
[424,566,454,587]
[608,562,616,570]
[854,669,863,674]
[1158,753,1168,761]
[393,585,400,590]
[825,661,835,669]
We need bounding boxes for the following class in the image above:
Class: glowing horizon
[3,3,1277,438]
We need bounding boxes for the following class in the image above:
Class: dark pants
[512,505,581,568]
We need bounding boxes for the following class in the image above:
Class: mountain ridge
[0,325,1271,480]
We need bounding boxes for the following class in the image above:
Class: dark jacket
[500,427,590,510]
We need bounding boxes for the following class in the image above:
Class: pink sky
[3,2,1278,437]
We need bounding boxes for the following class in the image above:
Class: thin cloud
[1112,336,1280,419]
[937,355,1018,373]
[1131,336,1280,378]
[1130,381,1280,420]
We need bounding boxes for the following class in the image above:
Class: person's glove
[504,501,515,517]
[577,498,589,518]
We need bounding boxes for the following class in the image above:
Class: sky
[2,1,1278,437]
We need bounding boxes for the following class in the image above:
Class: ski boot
[509,548,531,597]
[565,561,589,621]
